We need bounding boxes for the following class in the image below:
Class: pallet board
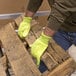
[0,15,76,76]
[0,56,7,76]
[0,63,6,76]
[0,24,41,76]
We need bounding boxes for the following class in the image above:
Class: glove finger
[18,31,23,38]
[23,30,29,37]
[37,57,40,66]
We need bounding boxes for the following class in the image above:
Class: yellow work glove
[18,17,32,38]
[30,32,51,66]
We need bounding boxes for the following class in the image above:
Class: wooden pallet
[0,15,76,76]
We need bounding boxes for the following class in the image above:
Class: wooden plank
[31,24,43,38]
[42,70,49,76]
[47,44,63,63]
[34,16,48,28]
[0,56,7,76]
[0,23,41,76]
[25,30,37,45]
[0,56,7,71]
[60,68,74,76]
[50,41,70,61]
[31,17,46,38]
[14,15,24,26]
[42,52,58,71]
[0,63,7,76]
[48,58,76,76]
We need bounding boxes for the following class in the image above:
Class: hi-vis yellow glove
[30,32,51,66]
[18,17,32,38]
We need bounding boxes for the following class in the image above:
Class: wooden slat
[0,63,7,76]
[47,44,63,63]
[48,58,76,76]
[50,41,70,60]
[25,30,37,45]
[0,23,41,76]
[42,70,49,76]
[14,15,24,26]
[42,52,58,71]
[0,56,7,76]
[31,24,42,38]
[0,56,7,71]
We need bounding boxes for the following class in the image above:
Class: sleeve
[27,0,43,13]
[47,0,73,31]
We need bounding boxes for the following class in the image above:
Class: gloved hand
[30,32,51,65]
[18,17,32,38]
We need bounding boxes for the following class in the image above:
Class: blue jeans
[53,30,76,50]
[39,30,76,73]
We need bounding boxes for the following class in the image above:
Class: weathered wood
[47,44,63,63]
[48,58,76,76]
[0,23,41,76]
[50,41,70,61]
[31,18,45,38]
[0,55,7,71]
[0,63,6,76]
[42,70,49,76]
[14,15,23,26]
[42,52,58,71]
[25,30,37,45]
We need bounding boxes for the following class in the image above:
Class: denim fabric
[53,30,76,50]
[39,61,48,73]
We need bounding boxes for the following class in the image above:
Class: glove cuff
[39,32,51,44]
[23,17,32,23]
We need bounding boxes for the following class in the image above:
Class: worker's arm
[31,0,76,65]
[25,10,34,17]
[44,0,76,37]
[27,0,43,14]
[18,0,43,38]
[25,0,43,17]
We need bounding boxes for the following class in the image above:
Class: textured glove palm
[30,32,51,65]
[18,17,32,38]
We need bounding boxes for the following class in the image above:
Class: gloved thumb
[37,57,40,66]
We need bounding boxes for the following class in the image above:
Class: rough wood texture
[0,56,7,71]
[0,24,41,76]
[48,58,76,76]
[47,43,70,64]
[42,52,58,71]
[0,63,6,76]
[50,41,70,60]
[14,15,23,26]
